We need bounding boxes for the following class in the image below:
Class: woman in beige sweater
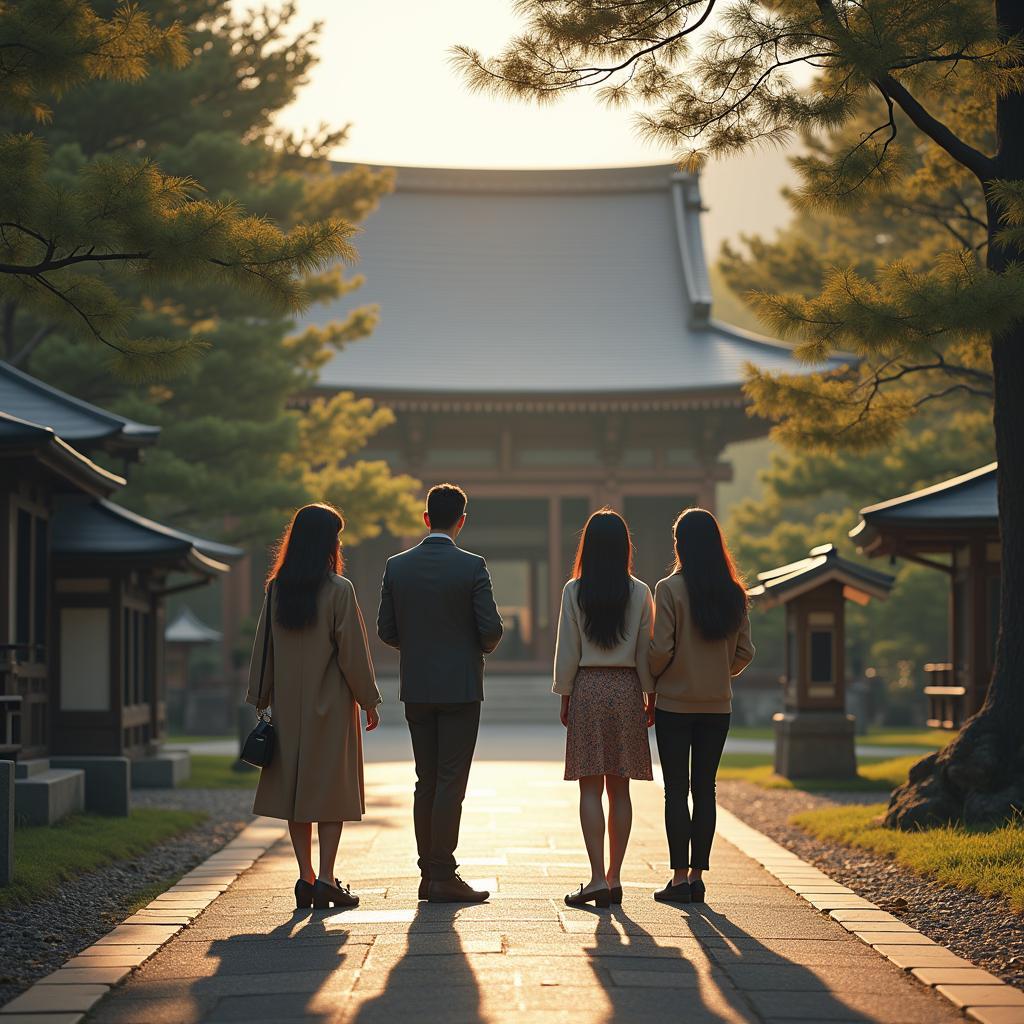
[553,508,655,908]
[246,503,382,911]
[648,508,754,904]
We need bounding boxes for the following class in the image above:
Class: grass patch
[727,725,954,749]
[792,803,1024,912]
[718,754,922,792]
[2,809,206,909]
[182,754,258,790]
[167,734,234,745]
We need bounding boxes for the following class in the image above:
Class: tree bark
[885,0,1024,829]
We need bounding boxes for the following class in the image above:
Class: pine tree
[457,0,1024,827]
[7,1,421,545]
[0,0,354,378]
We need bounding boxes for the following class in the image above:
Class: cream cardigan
[552,577,655,695]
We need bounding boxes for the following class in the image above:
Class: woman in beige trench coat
[245,503,382,911]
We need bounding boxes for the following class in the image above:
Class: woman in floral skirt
[553,508,655,908]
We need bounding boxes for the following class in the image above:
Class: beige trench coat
[245,574,382,822]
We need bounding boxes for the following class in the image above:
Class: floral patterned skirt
[564,667,653,781]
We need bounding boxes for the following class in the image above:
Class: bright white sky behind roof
[247,0,808,253]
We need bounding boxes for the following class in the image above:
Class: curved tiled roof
[304,164,848,396]
[0,360,159,450]
[51,497,244,576]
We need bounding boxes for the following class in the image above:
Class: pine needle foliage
[0,1,355,379]
[12,1,420,545]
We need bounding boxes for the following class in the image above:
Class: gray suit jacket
[377,536,503,703]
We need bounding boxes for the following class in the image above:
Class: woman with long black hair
[649,507,754,904]
[554,508,655,908]
[245,503,382,911]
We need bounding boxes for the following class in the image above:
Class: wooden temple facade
[297,164,846,677]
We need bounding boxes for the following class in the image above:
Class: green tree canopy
[8,1,420,545]
[458,0,1024,829]
[0,1,356,378]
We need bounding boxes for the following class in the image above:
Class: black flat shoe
[312,878,359,909]
[654,880,691,904]
[690,878,706,903]
[608,886,623,905]
[295,878,314,909]
[565,884,610,908]
[418,877,429,901]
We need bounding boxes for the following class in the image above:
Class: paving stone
[0,1016,85,1024]
[38,966,132,985]
[913,968,1007,987]
[0,983,108,1013]
[852,931,937,946]
[873,946,973,969]
[966,1009,1024,1024]
[937,985,1024,1008]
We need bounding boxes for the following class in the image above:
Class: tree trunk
[885,0,1024,829]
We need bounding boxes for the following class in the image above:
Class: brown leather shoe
[428,873,489,903]
[418,877,429,900]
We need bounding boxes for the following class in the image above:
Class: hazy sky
[262,1,801,253]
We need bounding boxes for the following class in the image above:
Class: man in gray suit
[377,483,503,903]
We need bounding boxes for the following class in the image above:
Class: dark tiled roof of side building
[0,359,159,452]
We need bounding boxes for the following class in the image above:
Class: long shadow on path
[351,905,484,1024]
[577,899,902,1024]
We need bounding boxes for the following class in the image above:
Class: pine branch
[873,73,995,183]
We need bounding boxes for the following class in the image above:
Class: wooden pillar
[968,537,989,716]
[548,495,562,652]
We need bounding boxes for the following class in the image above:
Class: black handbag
[241,583,275,768]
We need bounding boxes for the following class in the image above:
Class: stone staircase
[14,758,85,825]
[376,674,555,724]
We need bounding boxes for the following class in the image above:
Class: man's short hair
[426,483,468,530]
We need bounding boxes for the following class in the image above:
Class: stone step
[15,767,86,825]
[13,757,53,779]
[131,750,191,789]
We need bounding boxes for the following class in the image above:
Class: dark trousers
[404,701,481,880]
[654,709,731,871]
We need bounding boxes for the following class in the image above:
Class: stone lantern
[749,544,894,779]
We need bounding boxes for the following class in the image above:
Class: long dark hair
[571,508,634,649]
[673,507,747,641]
[268,503,344,630]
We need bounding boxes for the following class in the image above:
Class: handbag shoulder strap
[255,580,273,710]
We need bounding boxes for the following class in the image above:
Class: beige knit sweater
[552,577,655,695]
[648,572,754,714]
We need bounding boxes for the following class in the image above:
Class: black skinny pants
[654,709,731,871]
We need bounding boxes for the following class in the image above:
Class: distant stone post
[1,760,13,887]
[749,544,894,780]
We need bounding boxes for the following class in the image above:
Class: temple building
[1,361,241,814]
[295,163,846,695]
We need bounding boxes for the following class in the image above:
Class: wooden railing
[923,662,965,730]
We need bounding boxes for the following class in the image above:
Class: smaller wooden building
[0,361,242,764]
[851,463,999,725]
[750,543,893,778]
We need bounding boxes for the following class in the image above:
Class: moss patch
[2,809,206,908]
[792,803,1024,912]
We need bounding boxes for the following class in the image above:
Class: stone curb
[0,817,286,1022]
[715,806,1024,1024]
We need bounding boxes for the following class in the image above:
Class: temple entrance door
[458,498,549,667]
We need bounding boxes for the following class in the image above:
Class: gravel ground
[717,779,1024,991]
[0,788,253,1007]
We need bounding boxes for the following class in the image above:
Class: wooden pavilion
[296,163,848,690]
[0,362,242,765]
[850,463,999,727]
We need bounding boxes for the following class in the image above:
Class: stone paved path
[84,760,961,1024]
